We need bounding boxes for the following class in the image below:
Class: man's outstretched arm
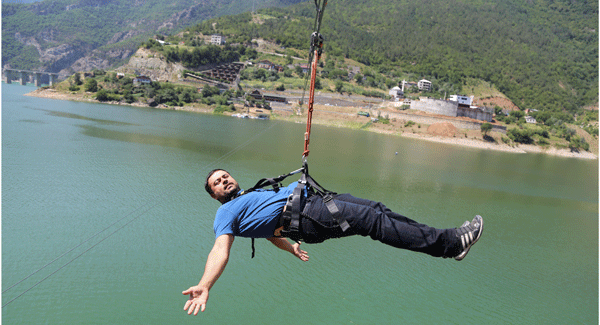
[182,234,234,315]
[267,237,309,261]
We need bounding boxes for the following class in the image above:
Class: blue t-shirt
[213,182,299,238]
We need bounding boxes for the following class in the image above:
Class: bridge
[3,69,59,87]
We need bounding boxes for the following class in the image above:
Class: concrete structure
[447,94,493,122]
[211,35,225,45]
[448,94,473,106]
[133,75,152,86]
[4,69,58,86]
[369,108,507,134]
[257,60,273,69]
[248,90,287,103]
[418,79,432,91]
[389,86,403,100]
[457,105,493,122]
[201,62,245,83]
[256,60,283,72]
[411,97,457,117]
[525,116,537,124]
[298,64,309,74]
[410,97,493,122]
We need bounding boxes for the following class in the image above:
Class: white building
[388,86,403,100]
[448,94,473,106]
[525,116,537,124]
[211,35,225,45]
[133,75,152,86]
[418,79,432,91]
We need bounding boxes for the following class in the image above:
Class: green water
[2,83,598,324]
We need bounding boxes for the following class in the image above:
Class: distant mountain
[191,0,598,112]
[3,0,597,113]
[2,0,304,77]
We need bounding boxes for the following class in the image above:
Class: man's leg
[333,194,430,225]
[301,194,462,258]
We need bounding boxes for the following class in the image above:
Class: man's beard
[222,185,241,203]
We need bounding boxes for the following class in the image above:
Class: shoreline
[25,88,598,160]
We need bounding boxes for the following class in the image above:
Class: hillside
[1,0,303,77]
[5,0,597,116]
[186,0,598,115]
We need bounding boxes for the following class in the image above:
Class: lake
[2,83,598,324]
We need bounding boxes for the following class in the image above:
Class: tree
[202,85,221,98]
[123,91,135,104]
[252,68,268,81]
[507,128,533,144]
[95,89,109,101]
[480,123,492,136]
[85,78,98,92]
[73,73,83,86]
[180,90,193,103]
[314,78,322,90]
[335,80,344,93]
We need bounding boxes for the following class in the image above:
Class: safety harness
[242,0,348,258]
[241,161,350,258]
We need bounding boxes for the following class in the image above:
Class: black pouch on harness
[279,165,351,243]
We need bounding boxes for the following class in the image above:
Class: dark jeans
[299,194,461,258]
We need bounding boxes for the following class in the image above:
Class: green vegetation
[186,0,597,115]
[2,0,300,72]
[480,123,492,136]
[14,0,596,152]
[60,70,245,109]
[143,40,257,67]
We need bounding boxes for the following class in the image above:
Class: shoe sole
[455,215,484,261]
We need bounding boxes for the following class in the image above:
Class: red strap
[303,48,321,158]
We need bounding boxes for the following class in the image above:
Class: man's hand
[292,241,309,261]
[182,234,233,315]
[182,285,209,315]
[267,237,310,261]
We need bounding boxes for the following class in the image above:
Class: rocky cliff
[114,48,185,82]
[3,0,298,78]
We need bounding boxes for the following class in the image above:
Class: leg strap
[280,165,350,241]
[322,193,350,232]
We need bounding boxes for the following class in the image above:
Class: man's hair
[204,168,228,196]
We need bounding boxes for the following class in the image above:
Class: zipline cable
[2,120,282,308]
[2,200,162,308]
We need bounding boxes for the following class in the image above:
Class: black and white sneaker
[454,215,483,261]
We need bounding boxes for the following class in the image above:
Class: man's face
[208,170,240,203]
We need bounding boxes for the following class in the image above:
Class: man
[183,169,483,315]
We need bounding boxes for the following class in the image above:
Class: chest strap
[240,167,304,258]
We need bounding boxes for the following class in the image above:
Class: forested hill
[2,0,303,76]
[190,0,597,113]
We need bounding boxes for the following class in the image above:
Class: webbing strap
[303,48,319,158]
[247,177,282,193]
[243,167,304,196]
[322,194,350,232]
[287,174,307,235]
[281,163,350,242]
